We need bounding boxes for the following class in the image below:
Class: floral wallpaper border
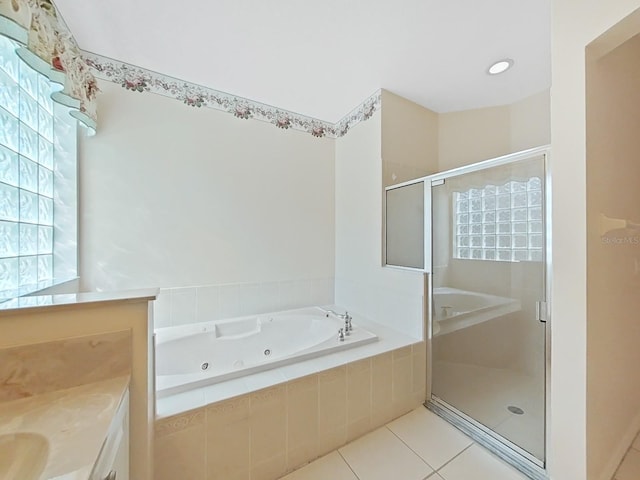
[82,52,381,138]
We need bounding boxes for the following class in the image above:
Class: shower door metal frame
[423,145,552,480]
[382,145,552,479]
[382,178,432,273]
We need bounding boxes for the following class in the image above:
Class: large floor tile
[388,407,472,470]
[339,427,433,480]
[279,452,357,480]
[439,445,527,480]
[616,448,640,480]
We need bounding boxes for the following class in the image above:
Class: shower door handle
[536,301,548,323]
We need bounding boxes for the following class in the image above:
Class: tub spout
[326,309,352,322]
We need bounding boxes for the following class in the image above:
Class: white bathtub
[432,287,521,336]
[155,307,378,397]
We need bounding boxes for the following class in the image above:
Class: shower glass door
[430,153,547,464]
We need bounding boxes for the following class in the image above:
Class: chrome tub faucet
[326,309,353,336]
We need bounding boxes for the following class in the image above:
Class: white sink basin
[0,432,49,480]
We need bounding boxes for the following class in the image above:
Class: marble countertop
[0,376,130,480]
[0,289,158,314]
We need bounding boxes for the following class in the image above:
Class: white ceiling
[54,0,550,123]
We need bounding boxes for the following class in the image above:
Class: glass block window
[454,178,543,262]
[0,35,76,299]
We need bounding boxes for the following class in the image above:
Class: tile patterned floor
[281,406,528,480]
[614,432,640,480]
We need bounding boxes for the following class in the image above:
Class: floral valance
[0,0,97,130]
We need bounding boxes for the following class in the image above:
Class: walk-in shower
[384,146,550,480]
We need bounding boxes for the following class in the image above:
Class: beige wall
[438,90,550,172]
[80,81,335,292]
[510,91,551,153]
[586,29,640,480]
[550,2,640,480]
[438,105,511,171]
[381,89,549,187]
[381,89,439,186]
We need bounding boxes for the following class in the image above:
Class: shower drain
[507,405,524,415]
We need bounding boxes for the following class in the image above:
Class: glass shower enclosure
[384,147,550,478]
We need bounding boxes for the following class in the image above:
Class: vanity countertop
[0,288,158,315]
[0,375,130,480]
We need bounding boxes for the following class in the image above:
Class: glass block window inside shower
[454,178,543,262]
[0,35,78,300]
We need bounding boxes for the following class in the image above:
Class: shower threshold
[426,398,548,480]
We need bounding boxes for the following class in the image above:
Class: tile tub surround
[0,376,130,480]
[153,278,335,328]
[0,330,131,402]
[154,343,426,480]
[156,315,424,418]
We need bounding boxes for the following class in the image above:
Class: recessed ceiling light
[487,59,514,75]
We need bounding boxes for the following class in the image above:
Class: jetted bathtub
[155,306,377,397]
